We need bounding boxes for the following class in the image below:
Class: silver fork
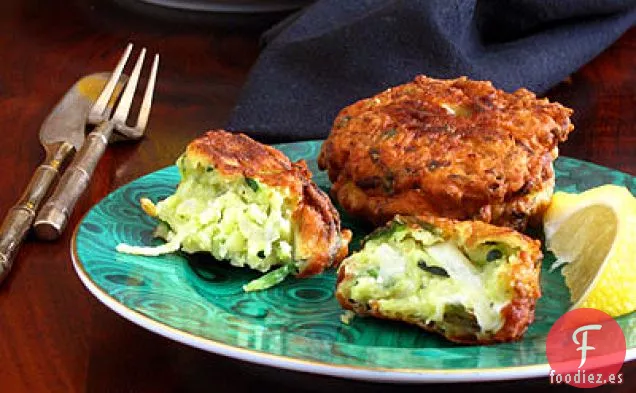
[34,44,160,240]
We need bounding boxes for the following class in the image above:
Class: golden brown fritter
[189,130,352,277]
[336,215,542,344]
[318,75,574,230]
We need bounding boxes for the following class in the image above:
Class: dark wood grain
[0,0,634,392]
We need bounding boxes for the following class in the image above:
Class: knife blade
[0,73,124,285]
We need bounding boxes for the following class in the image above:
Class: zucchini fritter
[118,130,351,289]
[336,215,542,344]
[318,75,574,230]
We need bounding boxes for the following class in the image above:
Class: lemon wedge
[543,184,636,317]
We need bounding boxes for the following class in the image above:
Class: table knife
[0,73,123,285]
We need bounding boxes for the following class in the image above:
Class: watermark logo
[573,324,602,369]
[546,308,626,388]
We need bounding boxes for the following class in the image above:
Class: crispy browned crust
[186,130,350,276]
[336,215,542,344]
[318,75,574,230]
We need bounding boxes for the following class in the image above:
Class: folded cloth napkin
[227,0,636,143]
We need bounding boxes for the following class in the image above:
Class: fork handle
[0,142,75,284]
[34,122,115,241]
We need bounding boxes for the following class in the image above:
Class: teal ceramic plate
[72,140,636,383]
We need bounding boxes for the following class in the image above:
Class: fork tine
[89,43,133,123]
[112,48,146,124]
[135,54,159,131]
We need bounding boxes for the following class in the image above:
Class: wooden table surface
[0,0,634,392]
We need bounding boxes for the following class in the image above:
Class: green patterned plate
[71,140,636,383]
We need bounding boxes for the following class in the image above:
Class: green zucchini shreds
[243,264,296,292]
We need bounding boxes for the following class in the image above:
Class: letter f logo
[572,324,602,368]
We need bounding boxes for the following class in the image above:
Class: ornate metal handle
[0,142,75,284]
[34,122,115,241]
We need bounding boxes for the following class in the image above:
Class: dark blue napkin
[227,0,636,143]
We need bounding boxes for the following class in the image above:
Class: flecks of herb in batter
[426,159,449,171]
[336,115,352,128]
[486,249,503,262]
[413,219,442,236]
[443,304,480,332]
[245,177,259,192]
[382,172,395,195]
[382,128,398,139]
[369,148,380,163]
[366,219,407,242]
[417,261,450,277]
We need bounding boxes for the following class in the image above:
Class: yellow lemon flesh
[543,184,636,317]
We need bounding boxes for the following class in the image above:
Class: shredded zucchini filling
[339,224,516,334]
[117,154,298,285]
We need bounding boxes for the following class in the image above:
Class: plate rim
[134,0,311,13]
[70,147,636,383]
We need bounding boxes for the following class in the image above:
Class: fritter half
[336,215,542,344]
[118,130,351,290]
[318,75,574,230]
